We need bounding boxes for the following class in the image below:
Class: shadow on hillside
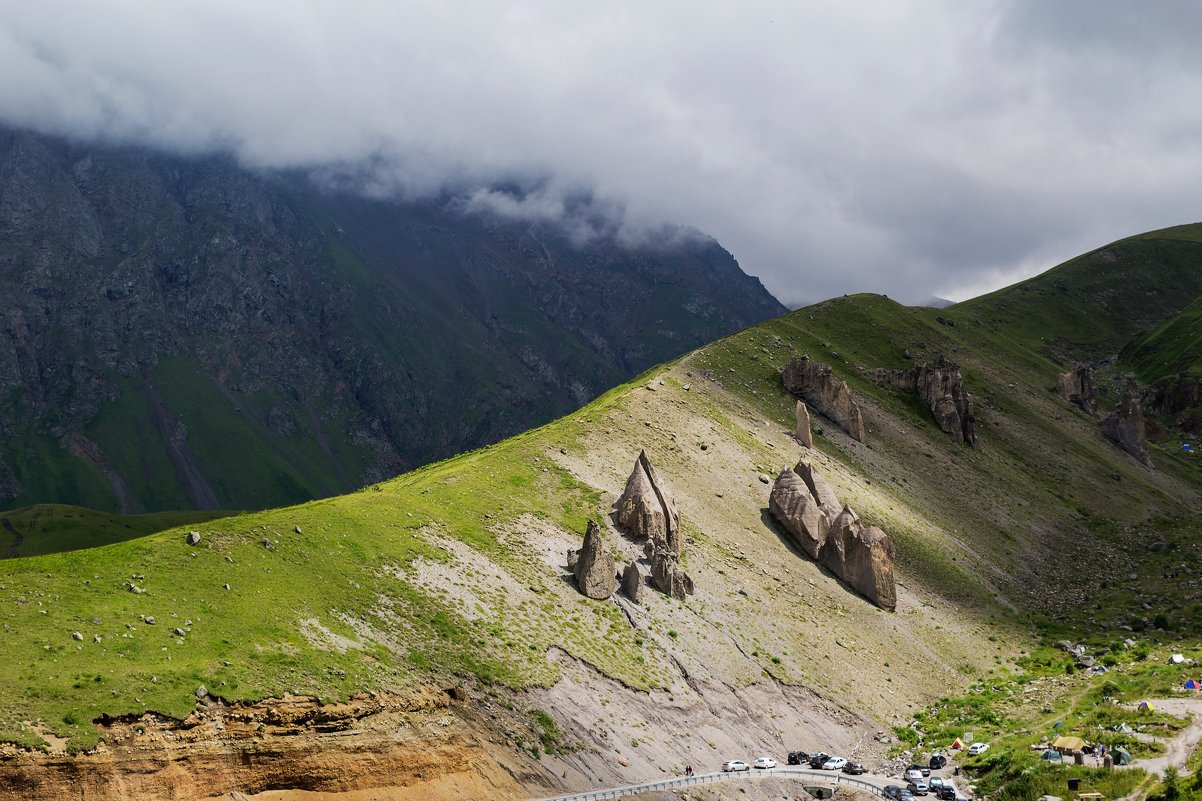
[759,507,867,606]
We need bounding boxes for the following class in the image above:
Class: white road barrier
[532,766,891,800]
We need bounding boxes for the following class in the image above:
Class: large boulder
[795,400,813,448]
[767,464,896,611]
[574,520,617,600]
[649,543,694,601]
[877,360,976,445]
[1100,390,1154,468]
[1056,367,1097,415]
[768,467,829,558]
[621,562,644,604]
[615,450,682,554]
[782,356,865,442]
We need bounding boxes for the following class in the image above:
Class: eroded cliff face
[0,125,785,513]
[0,689,550,801]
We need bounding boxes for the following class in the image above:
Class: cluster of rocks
[781,356,865,442]
[1054,640,1099,669]
[768,461,896,610]
[877,360,976,446]
[1099,389,1154,468]
[570,451,693,602]
[1056,367,1097,415]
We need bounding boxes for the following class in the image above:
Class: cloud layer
[2,1,1199,306]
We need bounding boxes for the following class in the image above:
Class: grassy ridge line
[0,366,676,752]
[1120,297,1202,383]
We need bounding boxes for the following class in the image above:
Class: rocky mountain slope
[0,125,785,514]
[1,224,1201,799]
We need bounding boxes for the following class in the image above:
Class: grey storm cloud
[1,0,1200,307]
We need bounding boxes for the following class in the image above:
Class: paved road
[531,766,897,801]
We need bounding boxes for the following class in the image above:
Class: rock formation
[1100,390,1154,468]
[877,360,976,445]
[781,357,865,442]
[615,450,681,554]
[768,462,897,611]
[621,562,644,604]
[768,467,828,559]
[649,542,694,601]
[795,400,813,448]
[573,521,617,599]
[1056,367,1097,415]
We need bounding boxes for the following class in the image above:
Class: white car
[753,756,777,769]
[821,756,847,771]
[722,760,751,772]
[967,742,990,756]
[905,768,925,782]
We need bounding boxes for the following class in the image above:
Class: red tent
[951,738,965,750]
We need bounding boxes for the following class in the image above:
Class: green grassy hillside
[1121,296,1202,383]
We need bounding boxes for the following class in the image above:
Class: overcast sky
[2,1,1200,307]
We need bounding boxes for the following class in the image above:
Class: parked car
[908,763,932,777]
[929,753,948,770]
[967,742,990,756]
[905,769,925,783]
[935,787,956,800]
[898,792,915,801]
[929,777,945,791]
[722,760,750,772]
[753,756,777,769]
[907,780,930,796]
[808,752,831,769]
[883,786,905,799]
[821,756,848,771]
[842,761,866,775]
[787,751,809,765]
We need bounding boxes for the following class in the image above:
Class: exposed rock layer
[1100,390,1154,468]
[877,360,976,445]
[781,357,865,442]
[769,462,896,610]
[1056,367,1097,415]
[795,400,813,448]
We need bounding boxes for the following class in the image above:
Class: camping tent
[950,738,965,750]
[1041,749,1063,761]
[1170,654,1186,664]
[1186,679,1201,690]
[1114,746,1133,765]
[1052,735,1087,753]
[1139,700,1156,713]
[1113,723,1135,734]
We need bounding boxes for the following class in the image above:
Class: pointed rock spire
[616,450,681,554]
[795,400,813,448]
[574,520,617,600]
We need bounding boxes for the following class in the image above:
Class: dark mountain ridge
[0,126,785,512]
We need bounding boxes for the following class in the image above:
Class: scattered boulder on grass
[573,520,617,600]
[1056,367,1097,415]
[615,450,682,554]
[768,462,897,611]
[621,562,644,604]
[1100,389,1154,468]
[781,356,865,442]
[186,531,201,546]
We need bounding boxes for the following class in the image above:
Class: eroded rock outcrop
[1056,367,1097,415]
[573,520,617,599]
[615,450,681,554]
[782,357,865,442]
[1100,390,1154,468]
[795,400,813,448]
[878,360,976,445]
[768,462,896,610]
[649,542,694,601]
[621,562,644,604]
